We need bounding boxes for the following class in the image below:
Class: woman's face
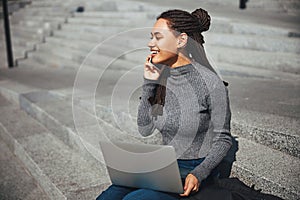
[148,18,179,66]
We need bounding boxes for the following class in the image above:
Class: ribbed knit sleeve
[190,78,232,182]
[137,78,158,136]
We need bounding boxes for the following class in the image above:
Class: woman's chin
[152,58,165,65]
[152,60,161,65]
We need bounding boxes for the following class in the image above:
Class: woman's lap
[96,185,179,200]
[123,188,179,200]
[96,185,134,200]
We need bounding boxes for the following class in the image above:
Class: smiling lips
[150,50,159,56]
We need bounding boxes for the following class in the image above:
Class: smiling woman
[96,8,232,200]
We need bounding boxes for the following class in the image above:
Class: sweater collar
[169,63,194,76]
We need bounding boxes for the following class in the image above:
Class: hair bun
[191,8,211,32]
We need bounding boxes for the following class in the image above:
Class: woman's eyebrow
[150,32,163,37]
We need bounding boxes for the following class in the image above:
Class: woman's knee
[123,189,151,200]
[96,185,133,200]
[123,189,177,200]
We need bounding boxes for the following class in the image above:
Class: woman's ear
[177,33,188,49]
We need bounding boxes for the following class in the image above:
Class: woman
[97,8,232,200]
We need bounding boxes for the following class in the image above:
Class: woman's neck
[169,52,191,68]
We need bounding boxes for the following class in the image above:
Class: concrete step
[52,29,109,43]
[44,36,139,65]
[227,75,300,158]
[26,50,80,69]
[205,45,300,74]
[82,0,162,12]
[14,20,60,33]
[11,26,50,39]
[205,32,300,54]
[0,102,110,199]
[245,0,300,14]
[46,34,130,54]
[12,44,28,59]
[0,94,49,199]
[17,58,45,68]
[231,137,299,200]
[12,9,69,18]
[0,136,49,200]
[15,6,73,13]
[29,0,83,8]
[11,12,70,25]
[14,0,158,13]
[67,16,153,27]
[16,57,139,100]
[166,0,300,12]
[36,42,85,64]
[10,27,44,41]
[11,25,47,36]
[11,14,67,25]
[45,36,96,52]
[53,26,128,43]
[73,11,157,20]
[245,0,299,13]
[12,37,37,49]
[0,77,156,158]
[35,41,140,71]
[214,62,300,82]
[209,17,300,37]
[61,23,129,34]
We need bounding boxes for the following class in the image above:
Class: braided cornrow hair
[149,8,218,117]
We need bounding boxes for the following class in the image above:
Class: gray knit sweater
[137,61,232,182]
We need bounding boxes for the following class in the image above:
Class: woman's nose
[148,38,155,48]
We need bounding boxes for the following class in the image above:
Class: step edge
[0,122,66,200]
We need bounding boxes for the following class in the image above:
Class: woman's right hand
[144,56,165,80]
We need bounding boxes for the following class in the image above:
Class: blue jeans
[96,158,217,200]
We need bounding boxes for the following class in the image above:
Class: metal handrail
[2,0,14,67]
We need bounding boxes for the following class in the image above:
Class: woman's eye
[149,35,162,40]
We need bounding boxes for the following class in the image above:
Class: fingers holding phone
[144,56,165,80]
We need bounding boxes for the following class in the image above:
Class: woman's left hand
[180,174,200,197]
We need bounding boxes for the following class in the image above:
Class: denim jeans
[96,158,217,200]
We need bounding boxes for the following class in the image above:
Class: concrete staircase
[0,0,299,199]
[1,0,86,65]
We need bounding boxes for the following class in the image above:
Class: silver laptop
[99,141,183,194]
